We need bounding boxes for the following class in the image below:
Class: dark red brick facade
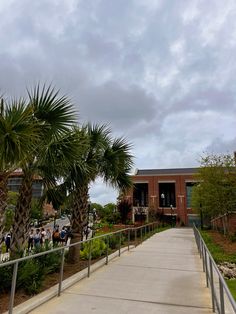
[126,168,199,226]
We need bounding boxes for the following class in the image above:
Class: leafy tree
[11,84,77,255]
[0,98,38,239]
[30,199,43,220]
[191,153,236,223]
[62,124,133,263]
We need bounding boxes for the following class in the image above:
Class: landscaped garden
[200,229,236,300]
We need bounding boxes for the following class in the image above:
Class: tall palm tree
[0,98,38,239]
[63,124,133,263]
[11,85,77,255]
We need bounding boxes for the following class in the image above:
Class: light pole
[170,204,173,227]
[161,193,165,225]
[86,202,91,239]
[161,193,165,212]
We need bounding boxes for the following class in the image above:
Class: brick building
[126,168,200,226]
[8,169,54,216]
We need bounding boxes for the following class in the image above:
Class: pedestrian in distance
[52,227,60,245]
[34,229,41,248]
[59,226,66,245]
[40,227,46,246]
[45,228,52,247]
[28,229,34,252]
[5,233,11,253]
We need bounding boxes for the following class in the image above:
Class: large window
[8,177,22,192]
[133,183,148,207]
[159,183,176,207]
[186,182,195,208]
[32,180,43,198]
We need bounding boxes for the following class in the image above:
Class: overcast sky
[1,0,236,204]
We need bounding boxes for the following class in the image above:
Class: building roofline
[133,167,199,176]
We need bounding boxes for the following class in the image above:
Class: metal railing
[0,222,160,314]
[193,224,236,314]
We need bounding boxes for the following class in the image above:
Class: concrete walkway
[30,228,212,314]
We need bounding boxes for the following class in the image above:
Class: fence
[0,222,159,314]
[193,224,236,314]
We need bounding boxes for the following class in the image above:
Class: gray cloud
[1,0,236,204]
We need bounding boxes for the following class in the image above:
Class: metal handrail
[0,221,159,314]
[193,224,236,314]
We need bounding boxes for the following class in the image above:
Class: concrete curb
[9,246,134,314]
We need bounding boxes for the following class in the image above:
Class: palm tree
[0,98,38,239]
[63,124,133,263]
[11,85,77,255]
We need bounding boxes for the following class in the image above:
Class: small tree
[117,199,132,224]
[191,153,236,223]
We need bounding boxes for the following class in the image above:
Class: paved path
[30,228,212,314]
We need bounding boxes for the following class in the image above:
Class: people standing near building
[28,229,34,252]
[34,229,41,248]
[5,233,11,253]
[52,227,60,245]
[59,226,67,245]
[40,227,46,246]
[45,228,52,247]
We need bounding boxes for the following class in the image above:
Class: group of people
[0,225,72,257]
[28,225,72,251]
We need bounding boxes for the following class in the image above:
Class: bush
[17,259,45,294]
[35,244,61,274]
[0,264,13,293]
[108,234,125,250]
[80,238,107,260]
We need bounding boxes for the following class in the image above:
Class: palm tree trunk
[0,172,9,239]
[68,184,89,263]
[11,169,33,256]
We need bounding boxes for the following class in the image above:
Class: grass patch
[226,280,236,300]
[200,231,236,264]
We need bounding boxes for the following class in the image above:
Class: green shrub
[108,234,125,249]
[80,239,107,260]
[0,264,13,292]
[35,245,61,274]
[17,259,45,294]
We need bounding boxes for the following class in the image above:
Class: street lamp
[86,202,91,240]
[170,204,173,227]
[161,193,165,213]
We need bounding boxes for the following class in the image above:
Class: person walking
[34,229,41,248]
[52,227,60,246]
[5,233,11,253]
[28,229,34,252]
[45,228,52,247]
[40,227,46,246]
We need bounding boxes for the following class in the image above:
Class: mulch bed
[207,230,236,255]
[0,258,97,313]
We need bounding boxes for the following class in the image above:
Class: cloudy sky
[1,0,236,204]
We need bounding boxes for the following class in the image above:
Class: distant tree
[30,199,43,221]
[191,153,236,222]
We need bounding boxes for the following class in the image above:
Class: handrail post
[9,261,18,314]
[106,236,109,265]
[119,232,121,257]
[58,248,65,296]
[209,258,215,312]
[141,227,143,243]
[135,229,137,247]
[204,247,209,287]
[88,239,92,277]
[128,229,130,251]
[219,279,225,314]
